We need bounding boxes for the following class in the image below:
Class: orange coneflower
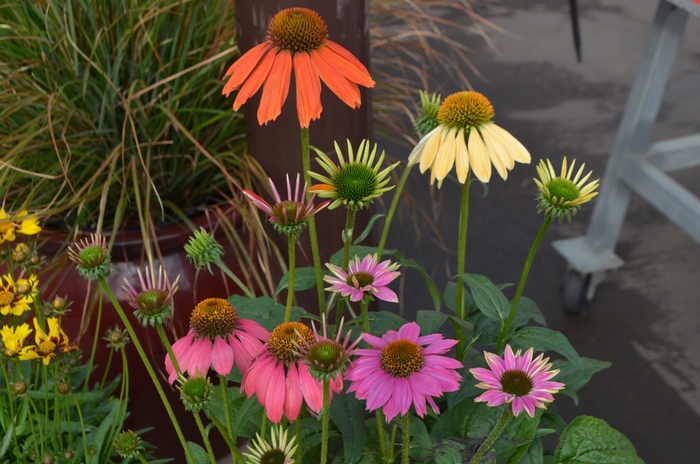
[222,8,375,128]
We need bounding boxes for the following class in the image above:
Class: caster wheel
[562,270,590,315]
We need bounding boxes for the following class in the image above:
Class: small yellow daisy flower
[0,274,38,316]
[33,317,78,365]
[0,209,41,244]
[408,91,531,186]
[0,323,39,360]
[534,157,599,221]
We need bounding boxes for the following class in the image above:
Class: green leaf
[400,259,442,311]
[458,273,509,322]
[229,295,307,330]
[90,398,119,457]
[510,297,546,327]
[431,397,500,440]
[417,310,448,335]
[0,424,12,458]
[330,391,368,464]
[354,213,385,244]
[551,358,612,405]
[515,437,544,464]
[273,267,323,297]
[509,327,583,369]
[433,439,469,464]
[553,416,643,463]
[367,311,408,337]
[187,441,210,464]
[446,349,486,408]
[410,416,431,450]
[443,282,475,314]
[541,409,568,436]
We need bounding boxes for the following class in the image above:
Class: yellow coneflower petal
[419,126,445,174]
[576,170,594,189]
[433,127,457,184]
[407,126,437,166]
[481,123,515,170]
[454,128,470,183]
[490,124,531,164]
[560,157,569,179]
[546,159,556,180]
[468,128,491,183]
[572,163,586,184]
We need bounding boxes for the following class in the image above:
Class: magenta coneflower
[324,254,400,302]
[243,173,329,239]
[296,315,362,383]
[470,345,565,418]
[122,266,179,327]
[345,322,462,422]
[164,298,269,384]
[242,321,343,423]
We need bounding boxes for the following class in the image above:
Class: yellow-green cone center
[308,340,343,370]
[0,290,14,306]
[190,298,238,340]
[271,201,307,225]
[380,340,424,378]
[500,370,534,397]
[546,178,580,203]
[135,289,168,314]
[259,449,287,464]
[268,322,314,363]
[267,8,328,53]
[437,91,494,129]
[333,164,378,203]
[346,271,373,288]
[181,377,209,402]
[114,431,140,455]
[78,245,105,266]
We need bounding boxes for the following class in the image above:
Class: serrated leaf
[330,391,368,464]
[400,259,442,311]
[553,416,643,463]
[187,441,210,464]
[229,295,306,330]
[416,310,448,335]
[273,267,322,297]
[458,273,509,322]
[354,213,385,244]
[509,327,583,369]
[551,358,611,405]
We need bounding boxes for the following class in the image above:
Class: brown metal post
[232,0,374,309]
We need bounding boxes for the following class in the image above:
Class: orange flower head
[222,7,375,128]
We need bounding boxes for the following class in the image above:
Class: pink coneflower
[345,322,462,422]
[242,321,343,423]
[164,298,269,384]
[324,254,400,302]
[243,173,329,239]
[470,345,565,418]
[296,315,362,383]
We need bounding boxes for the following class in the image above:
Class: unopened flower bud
[57,382,71,395]
[177,374,212,413]
[28,253,40,265]
[63,450,74,460]
[113,430,143,459]
[42,455,55,464]
[13,381,27,395]
[184,228,223,274]
[52,296,67,311]
[12,249,26,263]
[16,282,31,294]
[67,234,111,280]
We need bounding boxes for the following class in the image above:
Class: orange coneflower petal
[347,80,361,108]
[325,40,372,77]
[293,52,322,128]
[308,184,336,192]
[310,49,361,109]
[223,41,274,96]
[233,47,276,111]
[317,44,374,88]
[258,50,293,125]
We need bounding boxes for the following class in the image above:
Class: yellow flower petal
[490,123,531,164]
[419,126,445,174]
[454,128,470,184]
[432,127,457,184]
[468,128,491,183]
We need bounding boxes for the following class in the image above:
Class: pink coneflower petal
[324,254,401,304]
[211,337,234,376]
[266,362,287,423]
[166,331,195,384]
[284,363,303,420]
[470,345,565,418]
[299,363,324,413]
[188,338,213,377]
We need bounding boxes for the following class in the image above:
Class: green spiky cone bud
[184,228,224,274]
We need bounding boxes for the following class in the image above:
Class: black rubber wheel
[562,270,590,315]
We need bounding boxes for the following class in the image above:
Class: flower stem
[320,379,330,464]
[377,164,412,257]
[99,348,114,391]
[220,375,235,441]
[342,208,358,271]
[285,235,296,323]
[301,126,326,316]
[210,413,245,463]
[454,178,470,361]
[402,413,411,464]
[495,216,553,353]
[295,415,303,464]
[468,404,514,464]
[360,295,371,333]
[97,277,195,464]
[194,411,217,464]
[214,257,256,299]
[376,411,389,462]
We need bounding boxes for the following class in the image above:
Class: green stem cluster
[454,179,470,361]
[495,216,552,353]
